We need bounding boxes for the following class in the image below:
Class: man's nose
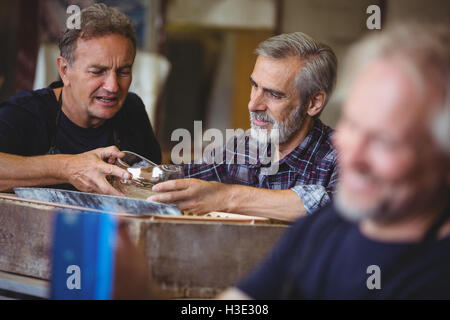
[248,88,266,112]
[103,72,119,93]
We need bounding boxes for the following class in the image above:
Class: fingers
[76,171,125,196]
[70,172,124,197]
[148,194,206,215]
[149,180,225,215]
[149,178,206,204]
[97,163,130,196]
[95,145,125,161]
[68,150,131,195]
[107,156,116,164]
[174,201,203,214]
[99,162,131,180]
[147,190,189,203]
[85,147,131,180]
[152,178,192,192]
[96,179,124,197]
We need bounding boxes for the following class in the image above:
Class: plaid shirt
[184,119,338,214]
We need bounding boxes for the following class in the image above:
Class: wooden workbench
[0,193,287,299]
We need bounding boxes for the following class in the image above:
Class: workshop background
[0,0,448,161]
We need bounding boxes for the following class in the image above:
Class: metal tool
[14,187,182,216]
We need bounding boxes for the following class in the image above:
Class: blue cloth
[51,211,118,300]
[0,81,161,163]
[237,203,450,299]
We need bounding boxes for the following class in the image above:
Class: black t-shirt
[0,81,161,163]
[237,203,450,299]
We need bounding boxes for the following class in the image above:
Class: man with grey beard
[149,32,338,222]
[218,24,450,299]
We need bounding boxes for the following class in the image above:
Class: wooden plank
[0,196,146,279]
[0,199,55,279]
[0,193,275,224]
[0,271,49,299]
[145,221,286,298]
[0,196,287,298]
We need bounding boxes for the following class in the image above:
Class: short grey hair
[344,23,449,156]
[59,3,136,65]
[255,32,338,115]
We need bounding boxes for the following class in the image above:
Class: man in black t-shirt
[0,4,161,195]
[218,24,450,299]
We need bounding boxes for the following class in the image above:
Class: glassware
[110,151,184,199]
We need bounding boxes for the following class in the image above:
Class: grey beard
[334,184,395,225]
[334,189,369,223]
[250,104,305,144]
[277,104,305,143]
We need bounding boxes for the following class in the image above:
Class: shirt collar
[244,119,330,170]
[281,119,328,170]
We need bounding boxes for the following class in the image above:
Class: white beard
[334,182,388,224]
[250,125,279,144]
[249,104,304,144]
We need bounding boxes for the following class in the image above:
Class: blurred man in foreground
[219,24,450,299]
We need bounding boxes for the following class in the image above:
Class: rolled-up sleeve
[291,185,331,214]
[291,163,338,214]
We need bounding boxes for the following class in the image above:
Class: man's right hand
[61,146,131,196]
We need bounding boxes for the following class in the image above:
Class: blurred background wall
[0,0,448,161]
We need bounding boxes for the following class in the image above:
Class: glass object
[110,151,184,199]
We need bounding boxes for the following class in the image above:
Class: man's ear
[306,91,327,117]
[56,56,70,86]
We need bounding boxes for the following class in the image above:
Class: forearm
[0,153,69,191]
[226,185,306,222]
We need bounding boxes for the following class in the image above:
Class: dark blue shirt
[0,81,161,163]
[237,203,450,299]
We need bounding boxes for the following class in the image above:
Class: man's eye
[268,92,282,100]
[119,70,131,76]
[90,70,104,75]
